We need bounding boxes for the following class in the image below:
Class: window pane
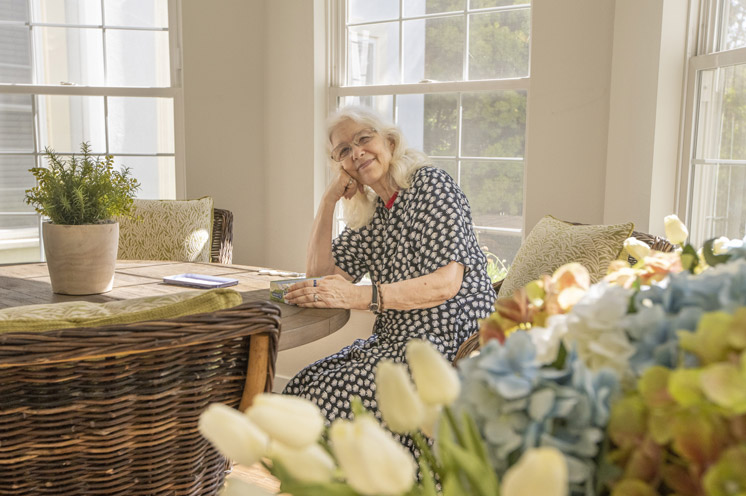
[349,0,399,24]
[1,0,28,22]
[403,0,463,17]
[36,0,102,24]
[474,228,521,267]
[37,95,106,153]
[403,16,463,83]
[104,0,168,28]
[461,91,526,157]
[108,97,174,154]
[0,214,40,264]
[397,93,458,156]
[348,22,400,85]
[105,29,170,86]
[468,9,529,79]
[120,156,175,199]
[431,158,457,180]
[0,94,34,152]
[33,27,104,85]
[340,95,394,122]
[690,162,746,242]
[470,0,530,8]
[460,160,523,226]
[721,0,746,51]
[0,24,32,83]
[0,154,36,211]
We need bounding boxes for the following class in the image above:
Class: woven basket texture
[453,228,675,364]
[211,209,233,265]
[0,300,280,496]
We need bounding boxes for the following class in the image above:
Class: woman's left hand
[285,275,368,309]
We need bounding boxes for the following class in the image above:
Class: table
[0,260,350,351]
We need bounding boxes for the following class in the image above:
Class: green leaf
[703,238,732,267]
[680,244,699,273]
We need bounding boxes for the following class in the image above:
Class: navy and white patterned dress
[283,166,496,424]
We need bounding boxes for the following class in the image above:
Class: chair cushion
[0,288,242,333]
[118,197,214,262]
[497,215,634,298]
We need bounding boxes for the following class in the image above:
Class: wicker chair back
[0,300,280,496]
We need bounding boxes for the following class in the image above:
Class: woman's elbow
[438,262,464,301]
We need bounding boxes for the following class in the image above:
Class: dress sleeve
[411,168,481,276]
[331,226,367,283]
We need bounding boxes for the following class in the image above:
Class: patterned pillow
[118,197,213,262]
[0,288,242,334]
[497,216,635,299]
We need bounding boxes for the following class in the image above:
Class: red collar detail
[384,191,399,210]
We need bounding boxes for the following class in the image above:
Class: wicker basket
[211,208,233,265]
[0,301,280,496]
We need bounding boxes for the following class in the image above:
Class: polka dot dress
[283,166,496,427]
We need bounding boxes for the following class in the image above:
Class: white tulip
[623,237,650,261]
[269,441,336,484]
[330,416,416,496]
[664,214,689,245]
[219,476,275,496]
[420,403,442,438]
[501,447,568,496]
[712,236,731,255]
[198,403,268,467]
[375,360,425,434]
[406,339,461,406]
[246,393,324,448]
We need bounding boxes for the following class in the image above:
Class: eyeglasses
[330,128,378,162]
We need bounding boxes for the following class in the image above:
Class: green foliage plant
[24,142,141,225]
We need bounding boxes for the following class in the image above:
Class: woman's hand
[285,274,369,309]
[324,169,363,204]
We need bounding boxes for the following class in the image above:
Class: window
[0,0,181,263]
[681,0,746,246]
[329,0,530,271]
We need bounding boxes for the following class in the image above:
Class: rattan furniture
[453,228,675,364]
[211,208,233,264]
[0,300,281,496]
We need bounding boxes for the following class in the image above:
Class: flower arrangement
[199,214,746,496]
[24,142,140,225]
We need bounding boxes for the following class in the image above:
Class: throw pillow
[0,288,242,334]
[497,216,634,299]
[117,197,214,262]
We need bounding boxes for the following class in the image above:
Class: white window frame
[678,0,746,243]
[327,0,530,244]
[0,0,186,261]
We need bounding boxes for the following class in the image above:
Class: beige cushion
[118,197,214,262]
[497,215,634,298]
[0,288,242,334]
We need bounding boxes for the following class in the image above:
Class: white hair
[328,106,429,229]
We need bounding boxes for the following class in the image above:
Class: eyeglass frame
[330,128,379,162]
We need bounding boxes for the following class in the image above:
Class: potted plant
[24,142,140,295]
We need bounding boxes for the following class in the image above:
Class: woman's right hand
[324,169,362,203]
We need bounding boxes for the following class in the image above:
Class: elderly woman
[284,106,496,423]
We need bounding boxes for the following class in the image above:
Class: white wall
[181,0,266,265]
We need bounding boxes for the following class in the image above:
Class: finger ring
[348,178,354,186]
[313,293,319,302]
[313,279,317,287]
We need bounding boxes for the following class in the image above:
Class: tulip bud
[269,441,336,484]
[246,394,324,449]
[375,360,425,433]
[420,403,442,438]
[623,237,651,261]
[664,214,689,245]
[713,236,731,255]
[406,339,461,406]
[501,447,568,496]
[330,416,416,496]
[220,476,275,496]
[199,403,268,467]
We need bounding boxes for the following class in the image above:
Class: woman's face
[330,119,394,188]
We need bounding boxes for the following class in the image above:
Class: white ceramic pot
[42,222,119,295]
